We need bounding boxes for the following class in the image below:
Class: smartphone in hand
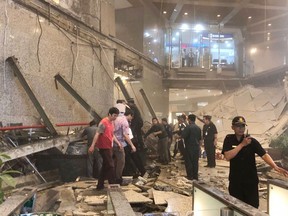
[246,130,250,137]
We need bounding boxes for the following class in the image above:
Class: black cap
[232,116,247,125]
[203,114,212,120]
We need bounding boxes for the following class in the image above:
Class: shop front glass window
[165,26,235,70]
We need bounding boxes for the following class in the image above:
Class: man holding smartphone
[222,116,288,208]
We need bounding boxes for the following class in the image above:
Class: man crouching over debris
[222,116,288,208]
[89,107,122,190]
[144,117,169,165]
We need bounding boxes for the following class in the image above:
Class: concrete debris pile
[195,85,288,147]
[1,156,287,215]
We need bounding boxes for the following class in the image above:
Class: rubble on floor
[11,158,274,216]
[15,155,285,215]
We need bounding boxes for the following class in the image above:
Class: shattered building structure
[0,0,288,215]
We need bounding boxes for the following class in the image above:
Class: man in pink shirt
[113,108,136,185]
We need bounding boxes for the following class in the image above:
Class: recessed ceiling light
[267,32,271,35]
[268,23,272,26]
[163,11,167,14]
[248,16,252,19]
[267,46,270,49]
[184,12,188,15]
[174,9,177,12]
[250,47,257,54]
[217,14,221,17]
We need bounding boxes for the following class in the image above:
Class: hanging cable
[3,0,9,91]
[36,13,43,72]
[91,45,120,93]
[70,42,75,83]
[74,26,80,82]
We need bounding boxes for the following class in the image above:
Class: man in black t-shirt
[222,116,288,208]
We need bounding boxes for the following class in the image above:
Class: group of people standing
[144,113,288,209]
[82,99,146,190]
[82,104,288,209]
[143,113,218,181]
[174,114,218,180]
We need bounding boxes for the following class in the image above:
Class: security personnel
[222,116,288,208]
[202,115,218,168]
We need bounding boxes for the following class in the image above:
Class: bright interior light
[144,32,150,37]
[250,48,257,54]
[194,24,205,32]
[180,23,189,30]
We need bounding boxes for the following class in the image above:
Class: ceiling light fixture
[184,12,188,15]
[268,23,272,26]
[248,16,252,19]
[250,47,257,54]
[217,14,221,17]
[163,11,167,14]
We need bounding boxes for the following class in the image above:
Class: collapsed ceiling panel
[233,90,253,108]
[237,101,256,112]
[253,93,270,109]
[257,103,274,112]
[196,85,288,146]
[248,122,274,135]
[248,87,263,99]
[274,98,287,119]
[269,90,285,107]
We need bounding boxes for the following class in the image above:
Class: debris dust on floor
[26,155,280,215]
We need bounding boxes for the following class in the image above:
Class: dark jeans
[158,137,169,164]
[173,139,185,158]
[229,182,259,208]
[113,146,125,183]
[124,145,146,176]
[87,149,102,178]
[184,145,200,180]
[97,148,115,188]
[204,140,216,167]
